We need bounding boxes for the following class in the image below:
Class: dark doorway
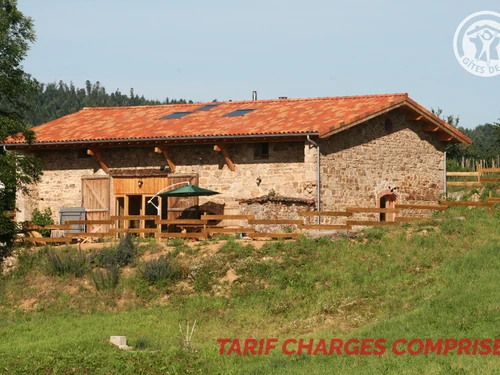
[128,195,142,228]
[379,192,397,222]
[380,196,387,222]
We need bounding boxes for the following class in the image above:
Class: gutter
[1,133,320,148]
[444,151,447,199]
[306,135,321,224]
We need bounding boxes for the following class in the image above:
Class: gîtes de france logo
[453,11,500,77]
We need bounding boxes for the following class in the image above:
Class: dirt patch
[220,268,240,284]
[18,297,38,311]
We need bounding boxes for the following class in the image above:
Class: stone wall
[319,109,446,220]
[16,142,316,222]
[15,149,97,222]
[239,197,315,233]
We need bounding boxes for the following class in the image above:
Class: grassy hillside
[0,206,499,374]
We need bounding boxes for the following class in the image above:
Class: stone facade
[319,109,445,209]
[16,142,317,222]
[16,110,446,223]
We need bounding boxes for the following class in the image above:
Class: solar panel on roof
[222,109,256,117]
[196,104,219,111]
[160,112,193,119]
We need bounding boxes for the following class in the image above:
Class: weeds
[362,227,386,241]
[141,256,180,286]
[92,234,137,267]
[91,264,120,292]
[45,250,87,277]
[133,336,151,350]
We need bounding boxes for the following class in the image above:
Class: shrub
[141,256,180,286]
[92,264,120,292]
[0,214,16,259]
[45,250,87,278]
[92,234,137,267]
[31,208,54,237]
[92,247,118,268]
[115,234,136,266]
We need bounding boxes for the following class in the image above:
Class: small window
[384,119,394,134]
[196,104,219,111]
[160,111,193,119]
[223,109,256,117]
[253,143,269,160]
[77,149,91,158]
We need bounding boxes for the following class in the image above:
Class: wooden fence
[447,167,500,187]
[17,197,499,245]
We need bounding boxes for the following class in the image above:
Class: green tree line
[27,80,193,127]
[432,109,500,170]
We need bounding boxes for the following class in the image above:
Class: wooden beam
[71,232,114,237]
[346,221,397,226]
[406,114,423,121]
[446,182,480,187]
[441,201,493,207]
[446,172,479,177]
[421,124,440,132]
[155,219,208,225]
[206,227,255,233]
[66,220,113,225]
[346,207,400,213]
[214,144,235,171]
[395,204,447,210]
[155,232,207,239]
[248,219,303,225]
[298,211,353,217]
[201,214,254,220]
[300,224,351,230]
[110,228,159,234]
[395,217,434,223]
[479,167,500,173]
[87,149,109,173]
[248,232,300,239]
[154,146,176,172]
[436,133,453,142]
[111,215,159,220]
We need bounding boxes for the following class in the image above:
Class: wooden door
[167,175,199,220]
[82,176,110,232]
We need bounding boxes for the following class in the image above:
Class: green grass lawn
[0,206,499,374]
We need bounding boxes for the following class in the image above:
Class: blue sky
[17,0,500,129]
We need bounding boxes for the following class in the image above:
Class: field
[1,205,500,374]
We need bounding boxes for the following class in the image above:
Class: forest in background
[26,80,194,127]
[26,80,500,170]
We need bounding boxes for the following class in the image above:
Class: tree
[0,0,41,258]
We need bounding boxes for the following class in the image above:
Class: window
[222,109,256,117]
[253,143,269,160]
[160,112,193,119]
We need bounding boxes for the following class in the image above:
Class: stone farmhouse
[3,93,471,225]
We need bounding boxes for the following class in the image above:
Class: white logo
[453,11,500,77]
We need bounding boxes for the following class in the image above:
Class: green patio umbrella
[158,184,220,197]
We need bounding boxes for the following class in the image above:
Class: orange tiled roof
[3,93,472,145]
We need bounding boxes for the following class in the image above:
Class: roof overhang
[319,100,472,145]
[2,132,320,150]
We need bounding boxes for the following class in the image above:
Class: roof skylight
[160,112,193,119]
[222,109,257,117]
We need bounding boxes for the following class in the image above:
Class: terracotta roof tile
[3,93,471,145]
